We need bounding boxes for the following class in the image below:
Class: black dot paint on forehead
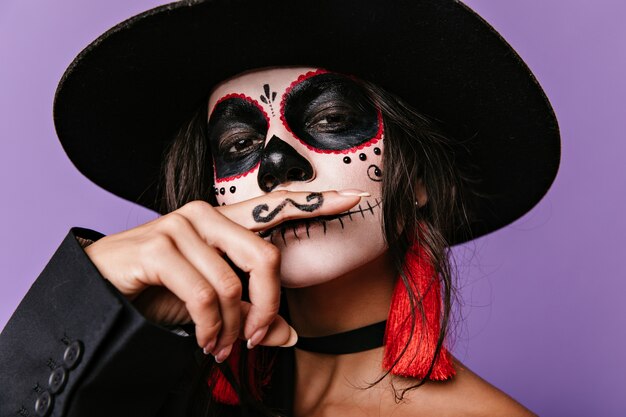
[281,70,383,153]
[259,84,277,117]
[208,94,268,182]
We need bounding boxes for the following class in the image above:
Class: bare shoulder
[391,358,537,417]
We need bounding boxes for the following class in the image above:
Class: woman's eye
[318,113,345,124]
[221,133,264,160]
[229,137,257,152]
[306,108,355,133]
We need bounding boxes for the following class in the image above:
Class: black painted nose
[257,135,314,192]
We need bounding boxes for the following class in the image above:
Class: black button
[34,391,53,417]
[63,341,83,369]
[48,367,67,394]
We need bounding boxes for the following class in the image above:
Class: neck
[285,251,398,415]
[285,250,396,337]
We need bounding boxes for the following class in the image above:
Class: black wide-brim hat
[53,0,560,245]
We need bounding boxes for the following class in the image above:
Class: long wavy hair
[156,77,474,417]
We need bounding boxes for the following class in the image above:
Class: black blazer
[0,228,207,417]
[0,228,294,417]
[0,228,296,417]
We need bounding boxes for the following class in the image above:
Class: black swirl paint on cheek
[282,73,380,151]
[252,192,324,223]
[208,96,268,180]
[367,164,383,182]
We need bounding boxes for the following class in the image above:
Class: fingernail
[247,326,269,350]
[214,345,233,364]
[279,326,298,348]
[338,189,370,197]
[202,339,216,355]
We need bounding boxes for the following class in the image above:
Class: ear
[415,179,428,207]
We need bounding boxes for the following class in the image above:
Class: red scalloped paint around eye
[279,70,384,154]
[214,161,261,184]
[210,93,270,122]
[279,69,329,140]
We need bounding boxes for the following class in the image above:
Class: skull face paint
[208,67,387,287]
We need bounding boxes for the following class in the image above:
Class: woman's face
[208,67,387,287]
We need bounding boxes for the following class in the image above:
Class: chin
[273,219,387,288]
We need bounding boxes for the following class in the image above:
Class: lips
[259,198,382,242]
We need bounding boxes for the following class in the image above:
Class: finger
[142,237,224,349]
[173,192,363,347]
[203,220,282,342]
[160,214,243,355]
[216,189,369,232]
[239,302,297,348]
[173,202,282,348]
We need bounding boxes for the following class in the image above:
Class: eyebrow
[209,93,268,124]
[282,73,371,115]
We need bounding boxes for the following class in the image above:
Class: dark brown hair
[157,77,473,416]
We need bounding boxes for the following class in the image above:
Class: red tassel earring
[210,239,455,405]
[382,240,455,380]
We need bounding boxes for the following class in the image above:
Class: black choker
[294,320,387,354]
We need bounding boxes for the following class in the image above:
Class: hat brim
[53,0,560,245]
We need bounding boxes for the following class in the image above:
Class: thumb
[239,301,297,349]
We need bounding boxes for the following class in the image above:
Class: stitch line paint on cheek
[259,198,383,243]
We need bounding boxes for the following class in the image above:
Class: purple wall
[1,1,624,415]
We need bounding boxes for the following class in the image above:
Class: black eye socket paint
[208,94,269,181]
[281,71,383,153]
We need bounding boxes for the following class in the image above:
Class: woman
[0,1,560,416]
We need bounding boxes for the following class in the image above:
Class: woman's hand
[83,190,365,361]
